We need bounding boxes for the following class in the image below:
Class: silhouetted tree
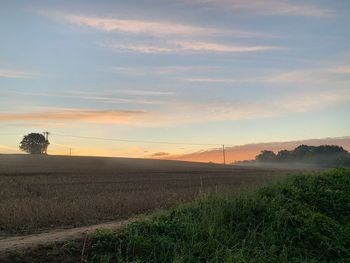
[256,150,276,162]
[19,133,49,154]
[276,150,290,161]
[255,144,350,167]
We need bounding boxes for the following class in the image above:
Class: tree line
[255,145,350,167]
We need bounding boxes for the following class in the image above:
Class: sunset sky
[1,0,350,161]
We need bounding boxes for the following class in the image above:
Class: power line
[50,132,222,146]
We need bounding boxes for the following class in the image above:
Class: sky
[0,0,350,161]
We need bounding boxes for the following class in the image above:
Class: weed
[88,168,350,263]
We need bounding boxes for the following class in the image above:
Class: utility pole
[43,131,50,154]
[69,148,72,156]
[222,144,226,165]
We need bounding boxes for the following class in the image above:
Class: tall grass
[89,168,350,263]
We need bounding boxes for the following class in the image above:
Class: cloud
[99,40,279,54]
[185,77,254,83]
[175,41,278,52]
[39,10,279,55]
[187,0,335,17]
[186,72,327,85]
[151,152,170,157]
[0,68,34,79]
[158,88,350,124]
[10,90,168,105]
[5,86,349,128]
[118,90,174,96]
[167,136,350,163]
[108,65,218,76]
[8,89,347,127]
[330,67,350,74]
[11,123,69,127]
[186,62,350,86]
[68,88,174,96]
[262,70,329,84]
[0,109,149,124]
[40,11,228,37]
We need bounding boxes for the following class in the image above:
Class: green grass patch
[89,168,350,263]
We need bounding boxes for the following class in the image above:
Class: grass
[87,168,350,263]
[0,154,286,236]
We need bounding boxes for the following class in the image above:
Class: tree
[276,150,290,162]
[19,133,49,154]
[255,150,276,162]
[254,144,350,167]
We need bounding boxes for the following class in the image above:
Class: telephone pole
[43,131,50,154]
[222,144,226,165]
[43,131,50,141]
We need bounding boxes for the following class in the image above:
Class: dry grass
[0,154,291,236]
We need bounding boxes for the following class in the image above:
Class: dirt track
[0,218,136,256]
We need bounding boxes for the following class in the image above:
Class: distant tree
[276,150,290,161]
[290,145,313,161]
[255,144,350,167]
[255,150,276,162]
[19,133,49,154]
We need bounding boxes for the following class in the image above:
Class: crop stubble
[0,154,290,236]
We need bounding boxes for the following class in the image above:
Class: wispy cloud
[108,65,218,76]
[66,89,174,96]
[330,67,350,74]
[39,11,230,37]
[186,63,350,85]
[1,88,348,128]
[9,90,168,105]
[0,109,149,124]
[0,68,34,79]
[38,10,280,55]
[12,123,69,127]
[187,0,335,17]
[168,136,350,163]
[185,77,254,83]
[99,40,279,54]
[159,89,350,124]
[151,152,170,157]
[174,41,278,52]
[118,90,174,96]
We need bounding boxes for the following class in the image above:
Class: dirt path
[0,218,137,256]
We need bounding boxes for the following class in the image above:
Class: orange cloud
[165,137,350,163]
[12,123,69,127]
[0,109,149,124]
[151,152,170,157]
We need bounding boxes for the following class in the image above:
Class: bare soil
[0,154,297,258]
[0,218,135,256]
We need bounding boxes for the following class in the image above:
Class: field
[86,168,350,263]
[2,167,348,263]
[0,154,292,237]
